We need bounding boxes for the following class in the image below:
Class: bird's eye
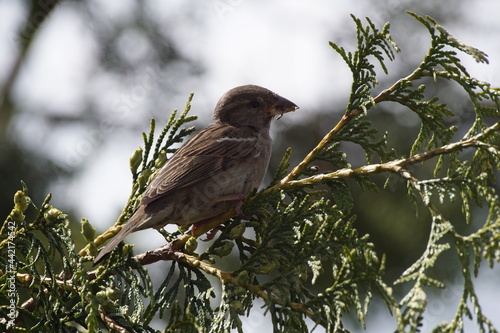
[250,100,261,108]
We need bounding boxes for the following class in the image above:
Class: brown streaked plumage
[94,85,298,264]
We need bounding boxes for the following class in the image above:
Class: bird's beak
[267,95,299,117]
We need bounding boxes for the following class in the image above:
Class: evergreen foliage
[1,12,499,332]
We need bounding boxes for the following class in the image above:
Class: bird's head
[213,85,298,129]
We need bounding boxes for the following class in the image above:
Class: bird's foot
[190,220,220,241]
[201,227,220,241]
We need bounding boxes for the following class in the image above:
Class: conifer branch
[279,120,499,190]
[133,244,322,326]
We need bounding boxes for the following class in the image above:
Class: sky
[1,0,499,331]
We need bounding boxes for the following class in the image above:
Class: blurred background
[1,0,499,331]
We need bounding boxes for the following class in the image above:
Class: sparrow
[94,85,298,264]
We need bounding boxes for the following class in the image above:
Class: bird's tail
[93,220,137,265]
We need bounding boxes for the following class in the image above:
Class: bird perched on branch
[94,85,298,264]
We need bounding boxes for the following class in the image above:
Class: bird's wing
[141,123,262,205]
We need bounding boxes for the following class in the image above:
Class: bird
[94,85,298,264]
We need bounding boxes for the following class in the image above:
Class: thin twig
[278,120,499,190]
[100,312,129,333]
